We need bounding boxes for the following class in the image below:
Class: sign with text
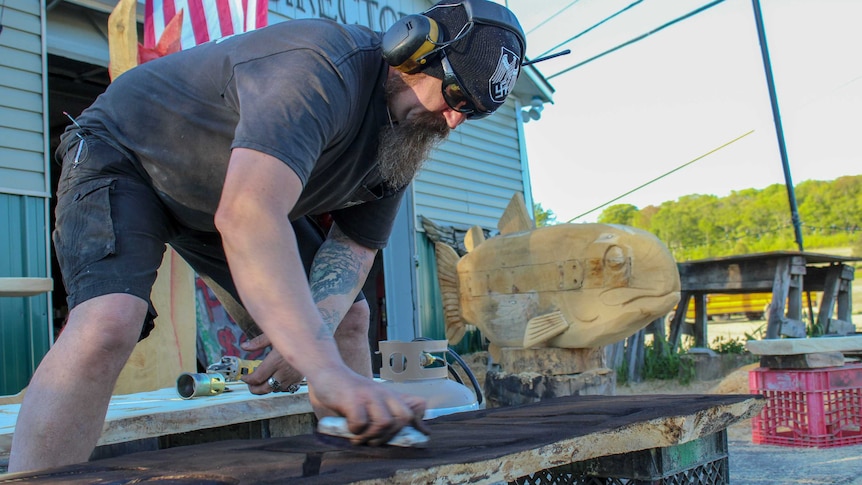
[270,0,429,32]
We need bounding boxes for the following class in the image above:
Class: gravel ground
[618,367,862,485]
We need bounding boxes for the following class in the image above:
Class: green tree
[592,174,862,260]
[534,202,556,227]
[598,204,639,226]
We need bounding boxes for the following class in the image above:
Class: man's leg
[8,294,148,473]
[333,300,373,378]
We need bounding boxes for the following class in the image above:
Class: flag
[139,0,269,367]
[144,0,268,51]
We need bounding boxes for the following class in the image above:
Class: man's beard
[377,75,451,189]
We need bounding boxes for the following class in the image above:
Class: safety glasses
[440,50,491,120]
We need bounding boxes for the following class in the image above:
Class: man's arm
[242,223,377,389]
[216,148,424,443]
[310,224,376,333]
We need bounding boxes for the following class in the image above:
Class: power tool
[176,356,262,399]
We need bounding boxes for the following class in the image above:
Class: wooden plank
[746,336,862,356]
[677,258,780,292]
[760,352,845,369]
[112,249,197,395]
[0,384,313,462]
[766,258,791,339]
[0,394,762,484]
[107,0,139,80]
[803,264,856,289]
[777,318,807,338]
[0,277,52,297]
[817,265,841,332]
[668,291,692,352]
[693,292,707,347]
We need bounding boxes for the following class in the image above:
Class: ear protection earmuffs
[381,0,526,74]
[381,14,441,74]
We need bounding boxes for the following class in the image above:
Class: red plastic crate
[749,363,862,447]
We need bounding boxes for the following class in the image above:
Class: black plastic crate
[512,431,728,485]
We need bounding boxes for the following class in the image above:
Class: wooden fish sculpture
[436,221,680,350]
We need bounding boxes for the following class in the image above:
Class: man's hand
[309,368,428,446]
[239,332,428,445]
[240,334,303,394]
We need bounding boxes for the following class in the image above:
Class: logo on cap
[489,47,520,103]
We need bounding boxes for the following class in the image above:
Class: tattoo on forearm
[317,307,339,336]
[309,232,365,303]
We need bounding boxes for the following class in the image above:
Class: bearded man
[9,0,525,472]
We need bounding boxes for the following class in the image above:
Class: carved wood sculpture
[436,194,681,356]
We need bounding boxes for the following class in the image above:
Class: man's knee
[62,294,150,357]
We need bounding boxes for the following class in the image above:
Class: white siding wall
[414,101,525,231]
[0,0,47,196]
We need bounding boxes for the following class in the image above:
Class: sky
[502,0,862,223]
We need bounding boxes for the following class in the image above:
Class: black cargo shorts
[53,129,363,340]
[53,130,174,338]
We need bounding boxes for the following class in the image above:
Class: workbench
[0,383,314,468]
[1,394,762,484]
[669,251,859,349]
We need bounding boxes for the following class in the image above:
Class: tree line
[537,175,862,262]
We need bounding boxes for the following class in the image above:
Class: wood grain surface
[1,394,762,484]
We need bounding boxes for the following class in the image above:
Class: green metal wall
[417,233,484,355]
[418,233,445,341]
[0,194,51,396]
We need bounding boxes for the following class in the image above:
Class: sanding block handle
[316,416,429,448]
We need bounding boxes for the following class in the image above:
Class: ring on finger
[267,376,282,392]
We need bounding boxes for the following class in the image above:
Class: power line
[566,129,754,223]
[548,0,727,80]
[526,0,583,36]
[537,0,644,60]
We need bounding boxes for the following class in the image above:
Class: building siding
[0,194,51,395]
[0,0,47,195]
[0,0,51,395]
[414,102,526,231]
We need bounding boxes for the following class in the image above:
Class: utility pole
[751,0,805,251]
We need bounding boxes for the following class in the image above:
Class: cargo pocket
[52,177,118,280]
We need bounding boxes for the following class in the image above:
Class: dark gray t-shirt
[75,19,402,249]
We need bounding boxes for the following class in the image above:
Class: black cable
[526,0,583,36]
[566,130,754,222]
[536,0,644,60]
[445,347,484,406]
[412,337,484,406]
[548,0,727,80]
[446,365,465,385]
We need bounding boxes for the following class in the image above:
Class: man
[9,0,525,472]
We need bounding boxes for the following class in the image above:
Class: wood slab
[760,352,846,369]
[1,394,763,484]
[0,278,52,297]
[746,336,862,356]
[0,384,312,462]
[494,347,605,375]
[113,249,197,395]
